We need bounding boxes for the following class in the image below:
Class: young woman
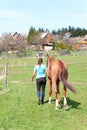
[32,58,47,105]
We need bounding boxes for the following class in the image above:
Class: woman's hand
[32,75,34,81]
[32,70,36,81]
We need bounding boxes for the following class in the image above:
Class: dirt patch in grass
[9,80,87,85]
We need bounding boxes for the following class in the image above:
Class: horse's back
[49,59,68,80]
[51,59,67,71]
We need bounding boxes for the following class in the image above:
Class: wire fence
[0,50,87,59]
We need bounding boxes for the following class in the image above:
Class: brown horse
[46,54,76,110]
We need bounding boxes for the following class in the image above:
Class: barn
[40,32,53,51]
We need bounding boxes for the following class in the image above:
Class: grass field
[0,55,87,130]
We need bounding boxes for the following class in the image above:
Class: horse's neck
[47,56,55,69]
[48,59,54,70]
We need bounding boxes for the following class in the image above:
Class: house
[63,32,72,41]
[12,32,25,41]
[40,32,53,51]
[8,32,26,52]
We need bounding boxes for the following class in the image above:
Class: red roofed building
[40,32,53,51]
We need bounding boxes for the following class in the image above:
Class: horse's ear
[52,54,54,57]
[46,53,49,57]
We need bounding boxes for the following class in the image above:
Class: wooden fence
[0,63,8,91]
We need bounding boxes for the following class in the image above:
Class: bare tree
[0,33,12,51]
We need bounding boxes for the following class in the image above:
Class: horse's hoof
[64,104,69,110]
[55,106,59,110]
[48,101,51,104]
[55,106,58,110]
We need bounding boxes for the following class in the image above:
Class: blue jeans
[36,77,46,99]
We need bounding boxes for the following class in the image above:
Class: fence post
[4,63,8,89]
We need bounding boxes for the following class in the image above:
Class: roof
[41,32,48,39]
[42,42,53,46]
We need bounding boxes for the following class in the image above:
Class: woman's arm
[32,70,36,81]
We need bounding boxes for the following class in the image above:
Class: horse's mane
[47,55,55,69]
[47,55,55,64]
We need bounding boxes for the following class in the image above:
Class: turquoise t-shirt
[34,64,47,79]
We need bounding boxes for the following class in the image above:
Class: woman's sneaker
[38,99,40,105]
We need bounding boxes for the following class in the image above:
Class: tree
[37,28,44,33]
[27,26,37,44]
[0,32,27,52]
[0,33,12,52]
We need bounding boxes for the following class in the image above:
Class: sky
[0,0,87,36]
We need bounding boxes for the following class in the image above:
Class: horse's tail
[59,69,76,94]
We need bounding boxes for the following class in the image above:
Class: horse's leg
[52,80,60,110]
[63,86,68,110]
[56,81,60,110]
[48,79,52,104]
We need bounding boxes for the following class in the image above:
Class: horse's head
[46,54,55,67]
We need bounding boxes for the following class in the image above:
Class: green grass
[0,56,87,130]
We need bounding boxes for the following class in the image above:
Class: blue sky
[0,0,87,36]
